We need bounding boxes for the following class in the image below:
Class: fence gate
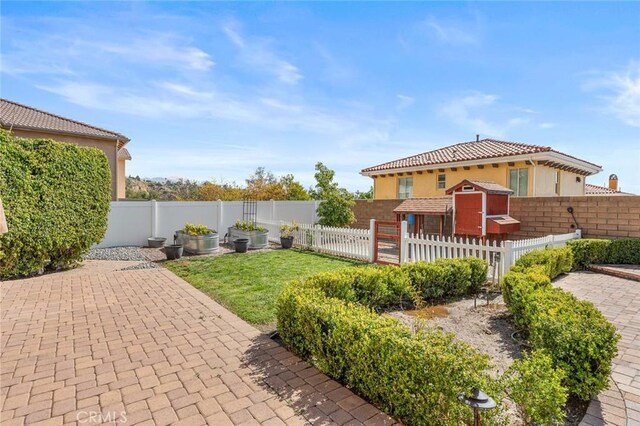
[374,221,401,264]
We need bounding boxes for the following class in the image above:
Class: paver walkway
[1,262,394,425]
[556,271,640,426]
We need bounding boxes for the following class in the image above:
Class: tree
[281,174,311,200]
[354,186,374,199]
[313,162,355,227]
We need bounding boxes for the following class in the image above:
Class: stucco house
[361,138,602,200]
[0,98,130,200]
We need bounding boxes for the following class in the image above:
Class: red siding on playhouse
[446,180,520,239]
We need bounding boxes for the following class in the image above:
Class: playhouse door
[455,193,483,236]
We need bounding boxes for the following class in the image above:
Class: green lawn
[164,249,363,327]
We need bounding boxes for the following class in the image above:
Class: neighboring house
[361,138,602,199]
[0,98,130,200]
[585,175,634,196]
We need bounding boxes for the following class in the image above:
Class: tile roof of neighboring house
[393,197,453,215]
[446,179,513,195]
[0,98,130,144]
[585,183,634,196]
[361,138,601,174]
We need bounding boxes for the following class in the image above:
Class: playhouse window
[509,168,529,196]
[398,177,413,199]
[437,174,446,189]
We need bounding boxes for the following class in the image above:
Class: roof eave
[3,124,130,143]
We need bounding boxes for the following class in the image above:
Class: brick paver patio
[556,271,640,426]
[1,262,394,425]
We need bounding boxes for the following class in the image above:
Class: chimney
[476,134,480,142]
[608,174,618,191]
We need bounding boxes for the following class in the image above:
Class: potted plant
[165,244,183,260]
[228,220,269,250]
[279,222,299,249]
[175,223,219,255]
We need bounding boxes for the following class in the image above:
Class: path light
[458,388,496,426]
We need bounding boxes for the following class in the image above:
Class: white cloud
[583,62,640,127]
[422,15,479,45]
[440,92,535,137]
[222,21,302,85]
[539,122,556,129]
[396,94,415,110]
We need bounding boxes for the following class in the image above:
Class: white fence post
[369,219,376,263]
[150,200,158,238]
[270,199,276,221]
[217,200,223,235]
[503,240,514,276]
[400,221,408,264]
[576,229,582,238]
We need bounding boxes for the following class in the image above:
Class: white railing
[506,230,581,266]
[258,220,372,261]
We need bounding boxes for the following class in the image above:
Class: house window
[509,168,529,196]
[398,177,413,199]
[437,174,446,189]
[555,171,561,195]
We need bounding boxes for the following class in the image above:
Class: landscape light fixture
[458,388,496,426]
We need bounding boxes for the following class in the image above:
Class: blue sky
[2,2,639,193]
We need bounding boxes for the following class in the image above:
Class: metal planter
[175,230,220,255]
[228,227,269,249]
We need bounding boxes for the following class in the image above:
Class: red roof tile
[0,98,129,142]
[585,183,634,196]
[446,180,513,195]
[362,139,600,173]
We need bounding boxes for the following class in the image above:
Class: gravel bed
[84,246,148,261]
[119,261,160,271]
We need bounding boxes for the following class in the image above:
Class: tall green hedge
[0,130,111,278]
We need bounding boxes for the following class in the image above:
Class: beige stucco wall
[372,161,536,199]
[117,158,126,199]
[8,129,120,200]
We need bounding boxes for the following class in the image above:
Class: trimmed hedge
[501,247,620,400]
[400,257,488,301]
[568,238,640,269]
[513,246,573,279]
[278,283,500,425]
[0,130,111,278]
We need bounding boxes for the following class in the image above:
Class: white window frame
[398,177,413,199]
[437,174,446,190]
[509,168,529,197]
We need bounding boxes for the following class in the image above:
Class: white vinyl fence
[259,220,372,261]
[97,200,319,248]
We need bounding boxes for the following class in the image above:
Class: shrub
[0,131,111,278]
[607,239,640,264]
[514,247,573,279]
[401,258,486,301]
[301,266,417,310]
[233,219,266,232]
[183,223,215,235]
[277,284,502,425]
[527,288,619,400]
[567,239,611,269]
[501,266,551,328]
[567,238,640,269]
[504,350,567,425]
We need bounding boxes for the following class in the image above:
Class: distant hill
[125,176,201,200]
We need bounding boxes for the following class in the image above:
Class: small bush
[401,258,486,301]
[277,284,501,425]
[501,266,551,328]
[514,247,573,279]
[183,223,215,235]
[504,350,567,425]
[567,239,611,269]
[0,131,111,278]
[607,239,640,264]
[302,266,417,310]
[528,288,619,400]
[567,238,640,269]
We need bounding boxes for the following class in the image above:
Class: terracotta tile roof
[585,183,634,196]
[393,197,453,215]
[0,98,129,142]
[118,148,132,160]
[362,138,600,173]
[446,179,513,195]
